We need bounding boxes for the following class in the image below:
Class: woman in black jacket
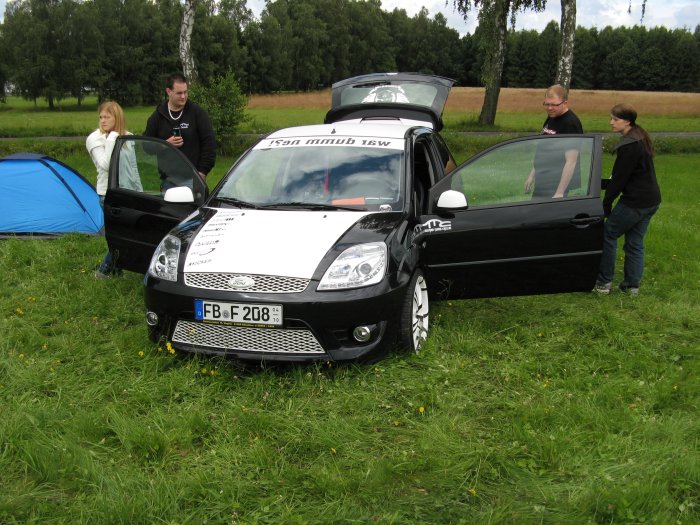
[594,104,662,296]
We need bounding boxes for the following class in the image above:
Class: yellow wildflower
[419,406,425,414]
[166,342,175,354]
[468,488,477,496]
[15,307,24,315]
[138,351,144,357]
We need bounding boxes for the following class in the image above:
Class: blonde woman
[86,101,141,278]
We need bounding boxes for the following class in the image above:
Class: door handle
[570,216,601,227]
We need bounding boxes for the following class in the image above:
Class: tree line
[1,0,698,108]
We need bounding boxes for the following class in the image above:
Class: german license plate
[194,299,283,327]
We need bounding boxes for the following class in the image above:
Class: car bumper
[143,274,407,362]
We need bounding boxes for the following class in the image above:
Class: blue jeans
[597,202,659,288]
[98,196,118,275]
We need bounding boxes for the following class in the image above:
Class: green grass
[443,111,700,134]
[3,94,699,138]
[0,98,699,523]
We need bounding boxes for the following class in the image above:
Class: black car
[105,73,604,362]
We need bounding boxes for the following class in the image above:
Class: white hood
[184,208,370,278]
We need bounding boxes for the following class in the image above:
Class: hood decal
[184,209,371,278]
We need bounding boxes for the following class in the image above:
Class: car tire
[399,270,429,353]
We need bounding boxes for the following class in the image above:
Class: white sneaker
[593,282,612,294]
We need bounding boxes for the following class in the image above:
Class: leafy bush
[189,71,249,154]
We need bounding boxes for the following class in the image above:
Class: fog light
[146,311,159,326]
[352,325,372,343]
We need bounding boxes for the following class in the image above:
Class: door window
[113,138,196,195]
[448,136,594,208]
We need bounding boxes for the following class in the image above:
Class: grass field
[1,91,699,523]
[2,87,699,137]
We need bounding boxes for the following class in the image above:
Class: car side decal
[414,218,452,234]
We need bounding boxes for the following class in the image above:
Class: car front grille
[171,320,326,355]
[184,273,309,293]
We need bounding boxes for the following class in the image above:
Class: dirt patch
[249,87,700,116]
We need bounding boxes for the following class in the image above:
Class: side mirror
[436,189,468,210]
[164,186,195,203]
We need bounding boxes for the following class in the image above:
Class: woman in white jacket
[86,101,141,278]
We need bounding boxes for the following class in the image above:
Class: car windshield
[215,138,404,211]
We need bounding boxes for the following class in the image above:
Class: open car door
[104,136,209,274]
[418,134,605,299]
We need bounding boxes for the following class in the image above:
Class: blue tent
[0,152,103,237]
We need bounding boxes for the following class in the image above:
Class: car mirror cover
[436,190,468,210]
[164,186,195,203]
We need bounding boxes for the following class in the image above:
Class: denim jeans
[98,196,117,274]
[597,201,659,288]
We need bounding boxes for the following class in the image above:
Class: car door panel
[420,134,604,299]
[105,136,206,274]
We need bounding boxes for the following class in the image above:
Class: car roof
[324,72,455,131]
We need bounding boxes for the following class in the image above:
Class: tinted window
[431,134,456,177]
[449,136,594,207]
[117,140,194,194]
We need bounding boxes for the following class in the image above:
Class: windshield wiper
[262,202,366,211]
[212,196,261,209]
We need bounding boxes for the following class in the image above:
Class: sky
[1,0,699,31]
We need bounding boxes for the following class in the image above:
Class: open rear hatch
[324,72,455,131]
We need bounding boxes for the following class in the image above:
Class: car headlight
[148,235,181,281]
[318,242,387,290]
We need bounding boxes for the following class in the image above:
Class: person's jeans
[98,196,118,275]
[597,201,659,288]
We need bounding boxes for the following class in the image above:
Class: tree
[180,0,197,82]
[599,35,642,90]
[536,20,559,86]
[555,0,575,87]
[570,27,599,89]
[188,70,248,152]
[504,29,539,87]
[452,0,546,125]
[388,7,461,78]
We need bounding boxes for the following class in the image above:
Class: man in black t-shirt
[524,84,583,198]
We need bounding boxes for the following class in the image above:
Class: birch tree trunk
[478,0,510,126]
[179,0,198,83]
[556,0,576,88]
